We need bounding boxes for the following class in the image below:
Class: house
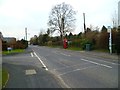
[0,32,3,40]
[0,32,17,50]
[0,32,3,52]
[3,37,16,49]
[3,37,16,43]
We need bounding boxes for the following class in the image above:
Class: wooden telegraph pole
[25,27,27,41]
[83,13,86,34]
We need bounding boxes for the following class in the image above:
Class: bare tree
[48,2,76,40]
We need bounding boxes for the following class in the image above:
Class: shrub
[80,39,93,50]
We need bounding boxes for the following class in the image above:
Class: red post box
[63,38,68,49]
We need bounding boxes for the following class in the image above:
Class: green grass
[93,49,109,53]
[48,45,63,48]
[0,68,9,89]
[2,49,25,55]
[67,47,83,51]
[48,45,110,53]
[0,69,2,89]
[48,45,83,51]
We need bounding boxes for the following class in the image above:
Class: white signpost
[108,26,112,54]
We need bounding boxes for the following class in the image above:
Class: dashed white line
[59,65,98,76]
[60,53,71,56]
[33,52,48,70]
[99,60,119,65]
[85,57,119,66]
[54,62,88,71]
[53,51,71,57]
[31,52,34,57]
[81,59,112,68]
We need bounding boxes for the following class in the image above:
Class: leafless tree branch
[48,2,76,40]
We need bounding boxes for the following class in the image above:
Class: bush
[69,39,81,47]
[80,39,93,50]
[47,41,52,46]
[16,39,28,49]
[2,41,8,51]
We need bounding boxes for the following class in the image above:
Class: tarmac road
[2,48,63,88]
[2,45,119,88]
[31,45,119,88]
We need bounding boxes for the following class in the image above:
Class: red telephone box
[63,38,68,49]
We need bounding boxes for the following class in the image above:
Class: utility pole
[25,27,27,41]
[108,26,112,54]
[83,13,86,34]
[118,1,120,26]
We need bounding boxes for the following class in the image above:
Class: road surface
[30,45,119,88]
[3,48,63,88]
[3,45,119,88]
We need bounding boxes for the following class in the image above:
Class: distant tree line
[66,25,120,54]
[30,25,120,54]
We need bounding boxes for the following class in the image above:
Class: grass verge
[48,45,63,48]
[0,69,2,89]
[67,47,83,51]
[2,49,25,55]
[48,45,83,51]
[0,68,9,89]
[93,49,109,53]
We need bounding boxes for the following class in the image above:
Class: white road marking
[81,59,112,68]
[31,52,34,57]
[59,65,98,76]
[85,57,119,66]
[60,53,71,56]
[53,51,71,57]
[98,59,119,65]
[3,72,9,88]
[33,52,48,70]
[54,62,88,71]
[57,76,71,88]
[25,69,36,75]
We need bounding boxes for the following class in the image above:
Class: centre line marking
[60,53,71,56]
[81,59,112,68]
[33,52,48,70]
[85,57,119,66]
[59,65,97,76]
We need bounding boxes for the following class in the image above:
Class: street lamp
[108,26,112,54]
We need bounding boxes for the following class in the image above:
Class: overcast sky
[0,0,119,40]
